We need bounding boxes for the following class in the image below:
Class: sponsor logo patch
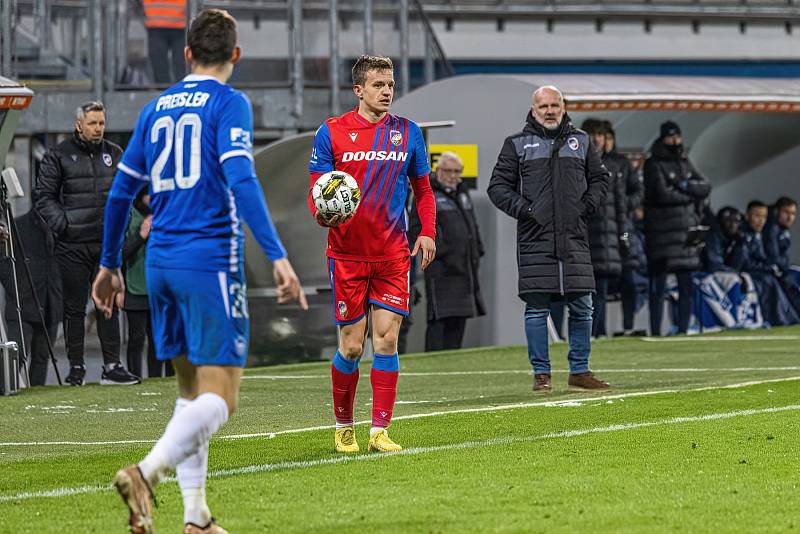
[349,132,358,142]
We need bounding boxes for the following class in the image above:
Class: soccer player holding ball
[93,9,306,533]
[308,55,436,453]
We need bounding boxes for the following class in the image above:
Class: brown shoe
[113,465,155,534]
[533,373,552,392]
[568,372,610,390]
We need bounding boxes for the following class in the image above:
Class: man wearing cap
[34,102,140,386]
[643,121,711,336]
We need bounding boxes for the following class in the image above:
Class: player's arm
[407,122,436,269]
[307,123,344,227]
[220,92,307,309]
[94,112,150,318]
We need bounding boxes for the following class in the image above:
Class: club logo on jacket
[390,130,403,146]
[568,137,580,151]
[338,300,348,318]
[71,154,78,162]
[102,153,113,167]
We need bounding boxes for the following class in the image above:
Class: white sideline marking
[2,403,799,503]
[640,335,800,342]
[2,376,799,447]
[241,367,800,380]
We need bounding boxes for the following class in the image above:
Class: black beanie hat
[660,120,681,139]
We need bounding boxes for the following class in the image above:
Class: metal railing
[0,0,455,118]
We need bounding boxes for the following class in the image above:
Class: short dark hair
[352,55,394,86]
[717,206,741,224]
[187,9,237,67]
[747,200,768,212]
[581,118,604,135]
[775,196,798,210]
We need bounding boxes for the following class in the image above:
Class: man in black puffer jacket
[408,152,486,351]
[489,85,610,392]
[583,119,627,337]
[643,121,711,336]
[34,101,140,386]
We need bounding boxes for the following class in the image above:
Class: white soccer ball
[312,171,361,220]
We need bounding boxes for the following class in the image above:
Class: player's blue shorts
[146,266,250,368]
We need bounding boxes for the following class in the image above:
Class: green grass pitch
[2,327,800,533]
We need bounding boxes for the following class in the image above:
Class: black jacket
[764,208,791,275]
[409,178,486,321]
[0,211,62,324]
[488,112,610,296]
[587,150,628,277]
[34,132,122,244]
[643,140,711,274]
[702,225,743,273]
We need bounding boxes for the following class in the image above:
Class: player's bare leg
[368,307,403,452]
[114,357,241,532]
[332,318,368,452]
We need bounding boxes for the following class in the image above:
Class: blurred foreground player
[93,9,306,533]
[308,55,436,453]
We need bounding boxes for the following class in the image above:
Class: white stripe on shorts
[218,271,231,319]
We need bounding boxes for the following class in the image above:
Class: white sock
[370,426,386,437]
[139,393,229,485]
[335,422,354,430]
[173,398,212,526]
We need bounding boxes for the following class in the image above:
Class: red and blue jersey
[309,108,432,262]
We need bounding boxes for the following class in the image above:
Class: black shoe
[101,364,141,386]
[65,365,86,386]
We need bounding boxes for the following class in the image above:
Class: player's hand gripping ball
[312,171,361,225]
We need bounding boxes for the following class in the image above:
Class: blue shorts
[147,267,249,367]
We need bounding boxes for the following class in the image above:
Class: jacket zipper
[551,138,565,295]
[558,259,565,295]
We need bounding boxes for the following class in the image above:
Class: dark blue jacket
[739,224,772,275]
[763,208,791,274]
[702,225,743,273]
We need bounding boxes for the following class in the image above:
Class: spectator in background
[488,85,610,392]
[739,200,799,326]
[603,120,644,214]
[620,205,648,335]
[643,120,711,336]
[764,196,800,315]
[143,0,187,83]
[703,206,744,274]
[34,101,140,386]
[409,151,486,351]
[0,211,61,386]
[583,119,627,337]
[121,188,173,378]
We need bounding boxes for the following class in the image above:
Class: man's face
[76,111,106,144]
[662,134,682,146]
[354,69,394,115]
[721,212,741,239]
[746,206,768,233]
[531,89,564,131]
[436,158,463,190]
[777,204,797,229]
[605,133,615,153]
[590,132,606,153]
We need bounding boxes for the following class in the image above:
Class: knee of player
[373,331,399,353]
[340,344,364,360]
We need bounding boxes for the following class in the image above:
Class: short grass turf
[2,326,800,533]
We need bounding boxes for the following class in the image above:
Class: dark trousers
[779,273,800,317]
[591,276,610,337]
[6,319,58,386]
[57,244,120,367]
[125,309,173,378]
[425,317,467,352]
[649,271,693,336]
[148,28,186,84]
[621,268,649,331]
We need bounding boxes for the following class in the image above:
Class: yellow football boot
[334,427,360,453]
[367,429,402,453]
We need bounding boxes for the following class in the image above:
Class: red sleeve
[308,172,323,218]
[410,174,436,239]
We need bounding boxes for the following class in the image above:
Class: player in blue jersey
[91,9,306,534]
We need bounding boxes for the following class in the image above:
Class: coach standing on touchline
[34,102,140,386]
[488,85,611,393]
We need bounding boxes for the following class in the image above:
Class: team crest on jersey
[338,300,348,318]
[567,137,579,151]
[102,153,113,167]
[390,130,403,146]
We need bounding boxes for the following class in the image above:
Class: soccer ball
[312,171,361,220]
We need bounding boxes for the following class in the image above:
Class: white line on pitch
[241,367,800,380]
[3,403,798,503]
[640,335,800,342]
[2,376,799,447]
